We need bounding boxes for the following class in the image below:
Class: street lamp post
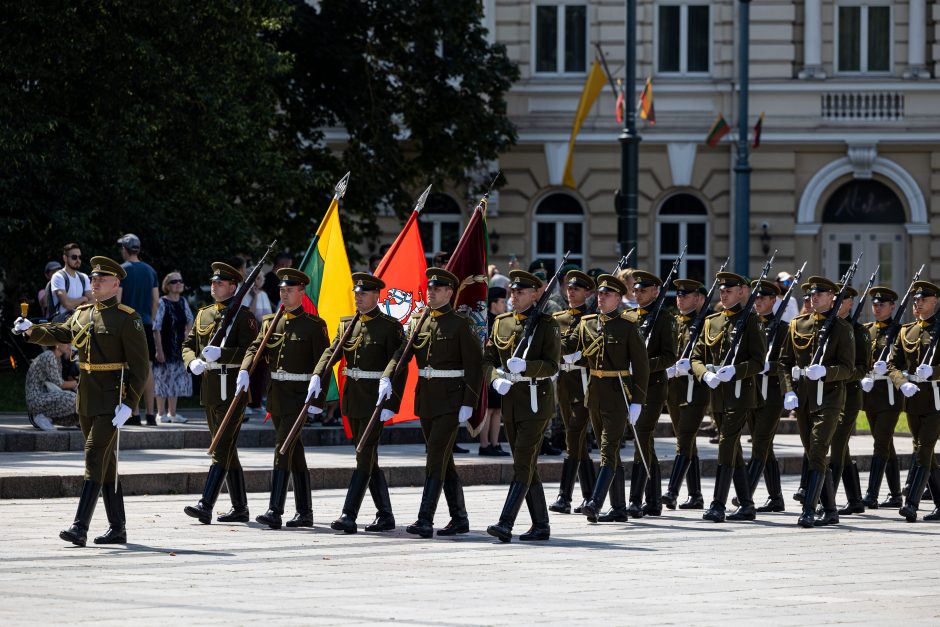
[617,0,639,262]
[733,0,752,275]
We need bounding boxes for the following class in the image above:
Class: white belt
[870,374,891,381]
[791,367,808,381]
[270,370,313,382]
[418,367,464,379]
[206,363,240,371]
[343,367,384,380]
[206,363,240,401]
[559,363,586,372]
[907,374,930,383]
[496,369,548,384]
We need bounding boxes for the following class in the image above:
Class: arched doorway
[532,192,585,272]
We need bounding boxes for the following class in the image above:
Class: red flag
[615,79,625,124]
[752,112,765,149]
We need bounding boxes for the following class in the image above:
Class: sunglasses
[168,279,183,285]
[69,255,81,260]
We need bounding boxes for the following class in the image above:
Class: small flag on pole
[638,77,655,124]
[706,114,730,147]
[752,112,765,149]
[615,79,625,124]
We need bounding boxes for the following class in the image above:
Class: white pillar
[905,0,928,78]
[799,0,825,79]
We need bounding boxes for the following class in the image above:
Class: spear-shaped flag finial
[335,171,351,199]
[414,184,433,213]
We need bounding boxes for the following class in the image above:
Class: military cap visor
[717,272,748,288]
[868,286,898,303]
[595,274,627,295]
[750,279,781,297]
[89,256,126,280]
[632,271,662,289]
[509,270,542,290]
[673,278,706,296]
[210,262,241,283]
[911,281,940,299]
[426,267,458,288]
[351,272,385,292]
[801,276,837,294]
[276,268,310,287]
[565,270,595,290]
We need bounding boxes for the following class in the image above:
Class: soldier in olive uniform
[858,287,904,508]
[562,274,649,523]
[381,268,483,538]
[314,273,406,534]
[238,268,330,529]
[483,270,560,542]
[664,279,710,510]
[779,276,856,527]
[691,272,766,523]
[18,256,150,546]
[629,271,677,517]
[886,280,940,522]
[182,262,258,524]
[549,270,598,514]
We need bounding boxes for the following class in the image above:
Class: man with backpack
[47,243,91,322]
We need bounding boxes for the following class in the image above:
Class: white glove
[716,365,736,382]
[13,317,32,333]
[666,365,677,379]
[507,357,526,374]
[307,405,323,415]
[675,358,691,376]
[873,360,888,376]
[806,364,827,381]
[900,382,919,398]
[380,409,395,422]
[703,372,720,389]
[915,364,934,380]
[112,403,133,428]
[860,377,874,393]
[235,370,250,395]
[188,358,206,375]
[563,351,582,364]
[760,361,770,375]
[376,376,392,405]
[783,391,799,410]
[458,405,473,424]
[493,378,512,395]
[201,345,222,363]
[306,374,322,402]
[628,403,642,426]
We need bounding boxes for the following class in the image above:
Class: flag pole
[298,172,351,270]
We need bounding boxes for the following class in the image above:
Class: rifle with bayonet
[760,261,806,399]
[874,264,924,365]
[678,256,730,362]
[851,265,879,325]
[640,245,686,344]
[206,239,277,349]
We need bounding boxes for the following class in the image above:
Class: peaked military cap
[566,270,595,290]
[528,258,549,274]
[89,256,126,280]
[868,286,898,303]
[911,281,940,299]
[673,278,706,296]
[801,276,836,294]
[717,272,748,288]
[426,267,458,288]
[276,267,309,287]
[210,262,241,283]
[750,279,781,297]
[352,272,384,292]
[509,269,542,290]
[835,283,858,299]
[595,274,627,295]
[632,270,662,289]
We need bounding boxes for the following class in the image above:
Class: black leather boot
[60,480,100,547]
[217,467,249,523]
[728,465,756,521]
[438,469,470,536]
[815,468,840,526]
[256,469,289,529]
[364,469,396,532]
[924,468,940,521]
[756,458,785,512]
[747,458,765,504]
[643,462,662,516]
[902,454,918,497]
[184,464,227,524]
[549,457,577,514]
[581,465,615,522]
[679,456,704,509]
[331,469,370,533]
[793,455,809,503]
[574,458,596,514]
[899,464,928,522]
[798,469,824,528]
[285,470,314,528]
[597,466,628,522]
[487,481,528,543]
[838,460,865,515]
[703,465,732,522]
[94,482,127,544]
[881,456,903,507]
[862,455,886,509]
[406,476,443,538]
[662,454,691,510]
[519,482,551,541]
[626,463,647,519]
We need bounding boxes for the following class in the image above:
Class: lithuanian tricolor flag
[706,114,731,147]
[638,77,655,124]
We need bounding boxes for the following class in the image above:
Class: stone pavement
[0,477,938,626]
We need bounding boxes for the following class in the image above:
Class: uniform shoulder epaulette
[793,312,811,322]
[117,303,136,315]
[453,309,470,321]
[495,312,514,321]
[552,310,569,318]
[704,311,722,320]
[378,311,401,325]
[410,307,425,319]
[621,310,640,324]
[339,314,356,322]
[262,312,277,322]
[901,320,917,329]
[76,303,93,311]
[197,303,216,313]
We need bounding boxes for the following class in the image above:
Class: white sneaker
[168,414,188,424]
[243,407,254,416]
[34,414,55,431]
[158,414,170,424]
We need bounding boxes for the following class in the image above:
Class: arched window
[657,193,708,284]
[533,192,585,273]
[419,193,462,265]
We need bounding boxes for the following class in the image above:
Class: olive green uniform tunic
[829,320,872,469]
[633,307,678,468]
[863,320,904,461]
[553,304,593,460]
[667,311,709,458]
[747,314,790,466]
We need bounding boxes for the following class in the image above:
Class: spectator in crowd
[368,254,383,273]
[616,267,639,308]
[479,287,510,456]
[117,233,160,425]
[48,243,91,322]
[25,343,78,431]
[243,270,273,419]
[488,264,510,290]
[262,252,292,309]
[38,260,62,319]
[153,271,194,424]
[775,271,800,322]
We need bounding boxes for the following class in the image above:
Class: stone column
[799,0,825,79]
[905,0,929,78]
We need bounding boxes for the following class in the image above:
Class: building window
[836,4,890,73]
[419,193,462,266]
[534,2,587,74]
[533,193,585,273]
[657,4,710,74]
[657,193,708,285]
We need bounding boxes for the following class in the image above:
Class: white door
[821,226,905,322]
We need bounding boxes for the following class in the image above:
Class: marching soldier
[691,272,766,523]
[238,268,330,529]
[484,270,560,542]
[314,273,405,534]
[381,268,483,538]
[779,276,856,527]
[549,270,597,514]
[859,287,904,508]
[562,274,649,523]
[183,262,259,524]
[886,280,940,522]
[629,271,677,517]
[664,279,710,510]
[16,256,149,546]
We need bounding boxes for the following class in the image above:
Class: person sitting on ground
[25,343,78,430]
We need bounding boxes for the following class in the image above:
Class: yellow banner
[562,60,606,189]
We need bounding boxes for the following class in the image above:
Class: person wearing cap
[628,270,677,517]
[548,270,598,515]
[382,268,483,538]
[663,278,710,510]
[775,271,800,323]
[886,280,940,522]
[691,271,767,523]
[858,286,904,508]
[238,268,330,529]
[779,275,856,527]
[561,273,648,524]
[314,272,405,534]
[39,260,63,319]
[483,269,561,542]
[15,256,150,546]
[182,262,260,525]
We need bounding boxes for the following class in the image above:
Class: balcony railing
[821,91,904,121]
